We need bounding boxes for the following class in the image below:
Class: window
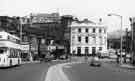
[85,47,89,54]
[0,35,2,38]
[99,47,102,51]
[93,28,96,33]
[92,47,96,55]
[78,36,81,42]
[85,36,88,43]
[78,28,81,33]
[93,36,96,43]
[0,47,7,54]
[99,36,102,44]
[85,28,88,33]
[99,28,102,33]
[77,47,81,54]
[104,29,106,33]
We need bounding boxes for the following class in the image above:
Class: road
[0,61,67,81]
[1,58,134,81]
[63,62,135,81]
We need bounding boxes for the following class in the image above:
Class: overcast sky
[0,0,135,32]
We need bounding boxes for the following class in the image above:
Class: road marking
[45,62,81,81]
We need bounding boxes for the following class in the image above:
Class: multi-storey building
[30,13,61,23]
[70,21,107,55]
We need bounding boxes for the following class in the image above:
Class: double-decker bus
[0,31,22,67]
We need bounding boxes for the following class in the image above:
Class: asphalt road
[0,61,67,81]
[63,62,135,81]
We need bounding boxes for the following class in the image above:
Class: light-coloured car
[98,50,109,58]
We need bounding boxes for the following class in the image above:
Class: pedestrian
[116,50,119,64]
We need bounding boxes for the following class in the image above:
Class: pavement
[70,56,116,63]
[21,60,40,64]
[120,64,135,70]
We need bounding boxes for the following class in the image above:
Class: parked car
[59,54,68,60]
[109,54,117,59]
[90,56,101,67]
[40,54,54,62]
[98,50,109,58]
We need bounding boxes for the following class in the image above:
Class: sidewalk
[70,56,116,63]
[70,56,93,62]
[21,61,40,64]
[120,64,135,70]
[99,58,116,63]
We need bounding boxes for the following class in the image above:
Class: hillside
[107,30,126,39]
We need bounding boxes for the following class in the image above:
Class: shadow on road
[0,65,21,69]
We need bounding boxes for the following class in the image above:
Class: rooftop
[71,21,107,28]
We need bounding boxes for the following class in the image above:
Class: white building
[70,21,107,55]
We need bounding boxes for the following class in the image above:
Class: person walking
[116,50,120,63]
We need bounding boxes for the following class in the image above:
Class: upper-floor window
[85,36,88,43]
[78,28,81,33]
[99,47,102,51]
[85,28,88,33]
[78,36,81,42]
[93,28,96,33]
[93,36,96,43]
[99,28,102,33]
[104,29,106,33]
[99,36,102,44]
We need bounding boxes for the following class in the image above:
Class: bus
[0,31,22,67]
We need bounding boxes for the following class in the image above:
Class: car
[90,56,101,67]
[98,50,109,58]
[59,54,68,60]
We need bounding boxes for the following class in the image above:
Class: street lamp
[108,13,123,64]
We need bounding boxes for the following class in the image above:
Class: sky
[0,0,135,32]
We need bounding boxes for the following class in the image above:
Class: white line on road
[45,62,82,81]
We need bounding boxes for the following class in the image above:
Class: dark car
[90,56,101,67]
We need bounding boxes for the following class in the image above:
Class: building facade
[30,13,61,23]
[70,21,107,55]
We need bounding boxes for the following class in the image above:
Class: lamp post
[108,13,123,64]
[129,17,135,65]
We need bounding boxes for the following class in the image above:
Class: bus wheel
[10,60,12,66]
